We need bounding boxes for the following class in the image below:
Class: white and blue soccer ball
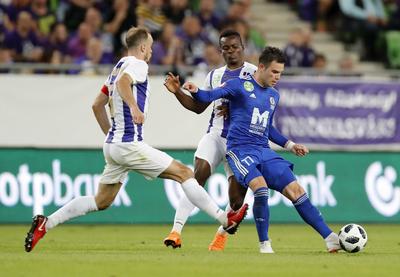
[338,223,368,253]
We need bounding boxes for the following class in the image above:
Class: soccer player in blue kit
[174,46,341,253]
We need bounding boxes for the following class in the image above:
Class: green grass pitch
[1,224,399,277]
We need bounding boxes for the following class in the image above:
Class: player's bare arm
[164,72,210,114]
[117,73,144,124]
[92,91,111,135]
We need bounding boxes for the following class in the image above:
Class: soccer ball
[338,223,368,253]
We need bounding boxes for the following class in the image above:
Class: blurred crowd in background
[284,0,400,68]
[0,0,399,74]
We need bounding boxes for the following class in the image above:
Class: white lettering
[0,172,19,206]
[32,173,53,215]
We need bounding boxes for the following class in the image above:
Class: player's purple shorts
[226,146,295,192]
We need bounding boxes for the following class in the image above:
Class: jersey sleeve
[269,125,288,147]
[122,59,148,84]
[193,79,239,103]
[268,92,288,147]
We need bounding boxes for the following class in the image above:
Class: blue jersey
[194,76,281,150]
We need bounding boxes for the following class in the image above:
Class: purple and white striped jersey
[203,62,257,137]
[104,56,150,143]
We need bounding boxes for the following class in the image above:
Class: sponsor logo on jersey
[243,81,254,92]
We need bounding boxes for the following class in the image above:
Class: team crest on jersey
[270,97,276,109]
[243,81,254,92]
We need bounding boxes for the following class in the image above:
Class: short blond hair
[125,27,150,49]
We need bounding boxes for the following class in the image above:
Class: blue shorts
[226,146,295,193]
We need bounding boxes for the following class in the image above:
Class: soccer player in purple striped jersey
[168,46,341,254]
[163,30,300,252]
[24,27,249,253]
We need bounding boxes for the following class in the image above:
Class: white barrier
[0,74,211,148]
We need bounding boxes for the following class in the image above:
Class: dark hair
[258,46,285,67]
[219,30,243,46]
[125,27,150,49]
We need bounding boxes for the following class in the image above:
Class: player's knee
[194,170,208,187]
[283,182,305,202]
[95,197,113,210]
[177,164,194,182]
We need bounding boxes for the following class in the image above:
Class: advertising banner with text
[275,79,400,150]
[0,149,399,223]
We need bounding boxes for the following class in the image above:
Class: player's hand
[164,72,181,94]
[131,107,144,124]
[216,103,229,119]
[291,144,309,157]
[182,82,198,93]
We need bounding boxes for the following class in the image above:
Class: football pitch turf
[1,224,399,277]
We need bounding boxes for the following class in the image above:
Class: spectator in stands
[312,53,327,69]
[196,0,221,44]
[302,26,316,66]
[0,3,13,34]
[4,11,44,62]
[227,19,266,65]
[225,0,251,21]
[150,21,183,66]
[316,0,340,32]
[163,0,190,25]
[338,53,356,71]
[104,0,137,59]
[72,37,108,75]
[63,0,92,31]
[6,0,32,24]
[47,22,70,64]
[176,15,210,65]
[0,45,12,73]
[384,0,400,30]
[30,0,56,38]
[136,0,166,39]
[67,22,93,59]
[283,27,315,67]
[84,6,114,63]
[338,0,387,61]
[203,42,223,68]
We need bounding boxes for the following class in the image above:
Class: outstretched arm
[184,82,234,103]
[164,73,210,114]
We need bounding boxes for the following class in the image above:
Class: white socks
[45,196,98,231]
[181,178,226,226]
[216,203,233,235]
[172,195,196,234]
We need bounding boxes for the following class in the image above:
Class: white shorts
[99,141,173,184]
[194,132,233,177]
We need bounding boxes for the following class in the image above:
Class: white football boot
[325,232,341,253]
[259,240,274,254]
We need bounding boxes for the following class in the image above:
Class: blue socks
[253,187,270,242]
[293,193,332,239]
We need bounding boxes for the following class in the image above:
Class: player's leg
[164,157,212,247]
[281,177,340,252]
[165,134,222,247]
[261,156,339,253]
[25,143,126,252]
[226,149,273,253]
[159,160,247,230]
[209,174,247,251]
